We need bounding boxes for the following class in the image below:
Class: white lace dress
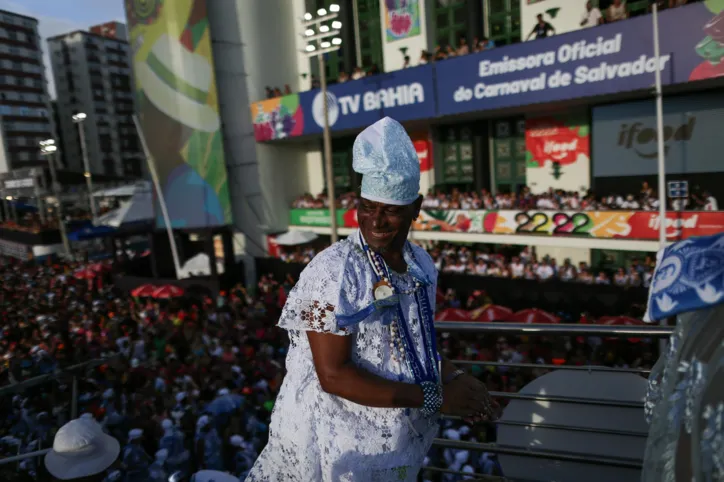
[245,232,440,482]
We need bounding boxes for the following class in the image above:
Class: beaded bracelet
[444,368,466,385]
[420,381,443,417]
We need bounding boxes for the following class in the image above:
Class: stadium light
[71,112,98,221]
[300,5,343,243]
[38,139,71,257]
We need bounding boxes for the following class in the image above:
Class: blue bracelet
[420,381,443,417]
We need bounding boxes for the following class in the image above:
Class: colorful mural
[384,0,421,42]
[251,95,304,142]
[125,0,231,228]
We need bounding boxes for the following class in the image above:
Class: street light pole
[73,113,98,222]
[303,5,343,243]
[40,140,71,258]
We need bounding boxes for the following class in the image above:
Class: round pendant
[374,282,394,301]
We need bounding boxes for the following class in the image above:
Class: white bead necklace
[366,246,421,364]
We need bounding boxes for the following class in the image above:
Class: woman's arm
[307,331,424,408]
[307,332,486,415]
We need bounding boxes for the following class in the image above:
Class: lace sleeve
[278,242,358,336]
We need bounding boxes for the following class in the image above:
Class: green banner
[289,209,354,227]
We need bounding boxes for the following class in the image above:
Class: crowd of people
[276,241,656,288]
[0,248,656,481]
[291,184,719,212]
[0,257,290,481]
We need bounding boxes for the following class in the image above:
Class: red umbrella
[472,304,513,322]
[88,262,109,273]
[152,285,184,299]
[435,308,472,322]
[131,284,157,297]
[73,268,96,280]
[510,308,560,324]
[597,316,644,343]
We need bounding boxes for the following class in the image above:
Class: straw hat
[136,33,220,132]
[44,419,120,480]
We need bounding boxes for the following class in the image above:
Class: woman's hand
[441,375,499,422]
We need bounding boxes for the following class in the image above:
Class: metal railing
[425,322,672,480]
[0,355,123,467]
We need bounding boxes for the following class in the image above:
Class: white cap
[103,389,114,399]
[128,428,143,440]
[44,419,120,480]
[217,388,230,396]
[175,392,187,403]
[131,358,140,368]
[231,365,241,374]
[155,449,168,462]
[161,419,173,430]
[230,435,244,447]
[196,415,210,429]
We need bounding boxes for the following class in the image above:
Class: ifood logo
[312,91,339,128]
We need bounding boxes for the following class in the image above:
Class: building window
[357,0,383,72]
[491,117,526,193]
[486,0,520,47]
[434,0,467,50]
[438,125,474,185]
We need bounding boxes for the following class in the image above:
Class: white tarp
[273,230,318,246]
[94,185,153,227]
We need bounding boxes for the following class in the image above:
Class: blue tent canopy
[67,224,117,242]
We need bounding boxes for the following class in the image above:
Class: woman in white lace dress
[245,118,496,482]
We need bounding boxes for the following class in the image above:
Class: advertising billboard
[435,2,722,117]
[525,112,590,194]
[125,0,231,228]
[251,64,436,141]
[592,92,724,177]
[290,208,724,241]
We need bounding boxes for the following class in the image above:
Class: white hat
[44,419,120,480]
[230,435,243,447]
[161,419,174,430]
[156,449,169,462]
[217,388,230,396]
[190,470,240,482]
[196,415,210,429]
[231,365,241,374]
[103,388,114,399]
[131,358,140,368]
[136,34,220,132]
[128,428,143,440]
[175,392,187,403]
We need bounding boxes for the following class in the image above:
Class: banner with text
[525,112,590,194]
[592,91,724,177]
[289,209,359,228]
[252,65,435,141]
[436,2,720,116]
[408,209,724,240]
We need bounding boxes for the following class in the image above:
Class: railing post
[71,375,78,419]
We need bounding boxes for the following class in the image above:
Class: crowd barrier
[256,257,648,316]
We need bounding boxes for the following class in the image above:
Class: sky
[0,0,126,98]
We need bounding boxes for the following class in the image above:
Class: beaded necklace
[359,232,440,383]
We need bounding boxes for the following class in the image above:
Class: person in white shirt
[580,1,603,27]
[703,192,718,211]
[510,257,525,278]
[536,262,554,280]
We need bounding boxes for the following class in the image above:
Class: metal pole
[78,120,98,222]
[71,375,78,419]
[47,152,72,258]
[319,54,339,243]
[652,3,669,353]
[33,175,45,225]
[352,0,362,68]
[132,115,182,278]
[434,321,674,338]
